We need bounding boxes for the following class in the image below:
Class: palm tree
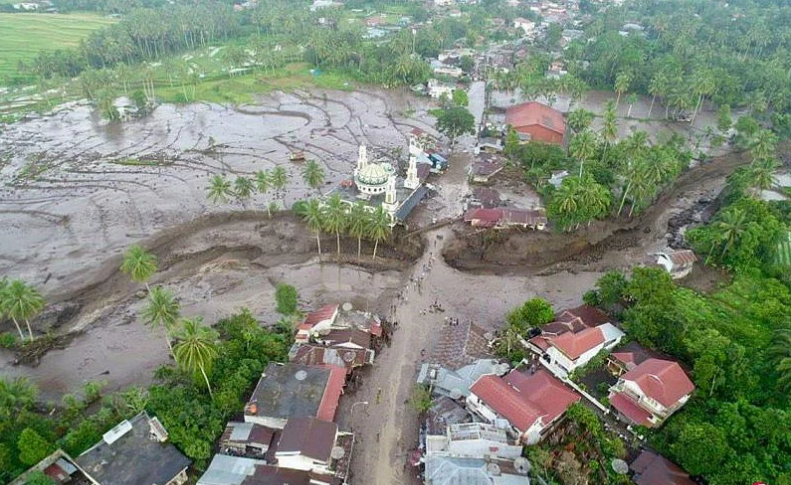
[690,69,715,123]
[141,285,181,356]
[297,199,324,256]
[348,202,370,259]
[367,206,392,261]
[569,130,597,177]
[270,166,288,207]
[566,108,595,134]
[601,100,618,158]
[648,72,668,118]
[578,178,611,221]
[552,180,580,229]
[614,71,632,108]
[626,93,638,117]
[745,157,778,195]
[769,328,791,392]
[0,277,24,341]
[120,244,157,292]
[716,207,747,258]
[322,194,348,261]
[2,280,45,341]
[255,170,272,217]
[173,317,218,399]
[301,160,325,195]
[207,175,233,204]
[233,176,255,203]
[0,376,37,417]
[750,130,778,160]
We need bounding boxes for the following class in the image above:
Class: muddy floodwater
[0,89,438,297]
[0,88,439,397]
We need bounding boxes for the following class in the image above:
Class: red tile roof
[611,342,651,370]
[503,370,580,424]
[621,359,694,407]
[470,375,541,431]
[321,328,372,349]
[610,392,653,427]
[548,326,604,360]
[316,365,346,422]
[630,451,696,485]
[300,304,338,330]
[464,208,503,227]
[557,305,610,327]
[506,102,565,135]
[667,249,698,266]
[470,370,579,432]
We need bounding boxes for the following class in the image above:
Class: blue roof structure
[395,186,428,221]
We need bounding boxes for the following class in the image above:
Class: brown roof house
[274,417,354,480]
[417,320,505,399]
[630,450,696,485]
[75,412,191,485]
[467,369,580,444]
[607,341,652,376]
[505,101,566,145]
[608,358,695,428]
[219,421,279,460]
[654,249,698,279]
[244,363,346,429]
[526,305,624,377]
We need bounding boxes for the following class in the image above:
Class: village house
[630,450,696,485]
[423,456,531,485]
[244,363,346,429]
[608,358,695,428]
[75,412,191,485]
[219,421,278,460]
[526,305,624,376]
[197,455,346,485]
[426,422,523,460]
[9,450,82,485]
[466,187,502,210]
[468,156,503,183]
[274,417,354,477]
[409,128,438,156]
[654,249,697,279]
[464,208,548,230]
[513,17,536,36]
[417,320,504,398]
[427,78,456,99]
[505,101,566,145]
[467,369,580,444]
[476,137,504,154]
[432,62,464,78]
[607,341,652,376]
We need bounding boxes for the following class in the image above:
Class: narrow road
[338,226,603,485]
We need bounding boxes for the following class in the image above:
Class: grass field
[0,13,117,78]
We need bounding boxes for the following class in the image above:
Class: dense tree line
[568,0,791,127]
[583,140,791,483]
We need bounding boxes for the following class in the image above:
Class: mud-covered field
[0,89,439,299]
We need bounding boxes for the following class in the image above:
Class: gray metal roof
[75,412,191,485]
[197,455,261,485]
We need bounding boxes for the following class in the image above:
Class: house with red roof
[608,358,695,428]
[505,101,566,145]
[296,304,339,343]
[630,450,696,485]
[527,306,624,377]
[467,369,580,444]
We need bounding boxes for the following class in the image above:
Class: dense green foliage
[587,259,791,484]
[570,0,791,121]
[0,309,291,483]
[435,106,476,145]
[496,298,555,365]
[275,283,298,316]
[148,310,290,465]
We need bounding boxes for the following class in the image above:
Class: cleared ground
[0,13,117,78]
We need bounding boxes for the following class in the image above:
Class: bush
[505,298,555,332]
[25,471,56,485]
[275,284,298,316]
[0,332,17,349]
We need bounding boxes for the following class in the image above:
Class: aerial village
[3,0,791,484]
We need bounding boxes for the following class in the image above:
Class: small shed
[655,249,697,279]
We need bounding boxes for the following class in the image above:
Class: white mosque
[329,144,428,224]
